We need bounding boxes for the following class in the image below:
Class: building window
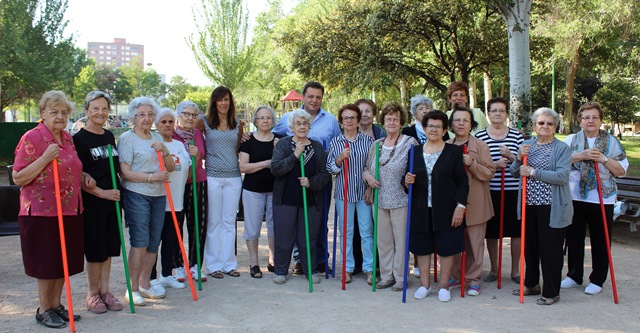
[131,52,138,56]
[99,51,104,54]
[99,56,104,60]
[99,45,104,49]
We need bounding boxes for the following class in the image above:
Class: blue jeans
[335,198,374,273]
[122,188,166,252]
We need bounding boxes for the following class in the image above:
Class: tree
[164,76,195,108]
[493,0,533,132]
[120,63,165,100]
[595,77,640,139]
[188,0,255,90]
[72,65,97,106]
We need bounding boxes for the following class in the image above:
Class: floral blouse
[13,122,83,216]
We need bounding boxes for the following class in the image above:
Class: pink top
[173,128,207,183]
[13,122,83,216]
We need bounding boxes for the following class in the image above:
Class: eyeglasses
[257,116,273,121]
[48,110,70,118]
[342,116,357,122]
[136,113,156,119]
[536,121,555,127]
[489,109,507,114]
[294,121,309,127]
[426,124,443,130]
[452,118,470,124]
[181,112,198,119]
[581,116,600,121]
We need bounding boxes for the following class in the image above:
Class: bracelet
[457,203,466,210]
[531,168,536,178]
[603,156,609,165]
[147,173,152,183]
[162,151,170,157]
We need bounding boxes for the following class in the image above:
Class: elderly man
[273,81,341,274]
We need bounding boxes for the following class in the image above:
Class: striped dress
[326,132,374,202]
[475,127,523,190]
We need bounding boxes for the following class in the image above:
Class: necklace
[379,135,401,167]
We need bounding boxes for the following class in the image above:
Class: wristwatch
[603,156,609,165]
[457,203,466,210]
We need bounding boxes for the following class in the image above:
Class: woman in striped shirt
[327,104,375,285]
[474,97,524,283]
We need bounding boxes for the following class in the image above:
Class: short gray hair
[287,109,312,130]
[155,107,176,126]
[128,97,160,122]
[531,107,560,127]
[176,101,200,117]
[252,105,277,128]
[84,91,112,110]
[409,94,434,116]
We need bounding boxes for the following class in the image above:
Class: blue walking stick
[402,145,415,303]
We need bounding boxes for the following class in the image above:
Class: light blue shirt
[272,107,342,147]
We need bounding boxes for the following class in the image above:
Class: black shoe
[352,267,363,275]
[53,305,81,322]
[315,263,332,274]
[36,308,66,328]
[267,263,275,272]
[291,263,303,275]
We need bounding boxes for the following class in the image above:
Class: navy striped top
[475,127,523,191]
[326,132,374,202]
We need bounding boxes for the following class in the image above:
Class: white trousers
[204,176,242,273]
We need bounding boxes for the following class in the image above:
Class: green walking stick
[300,153,313,292]
[190,140,202,290]
[372,142,380,292]
[107,144,135,314]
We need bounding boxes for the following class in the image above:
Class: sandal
[512,284,541,296]
[210,270,225,279]
[226,269,240,277]
[250,265,263,278]
[536,296,560,305]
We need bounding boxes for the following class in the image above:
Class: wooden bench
[614,177,640,232]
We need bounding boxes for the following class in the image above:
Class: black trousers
[524,205,567,298]
[274,203,321,276]
[152,211,185,279]
[175,181,208,269]
[565,201,613,287]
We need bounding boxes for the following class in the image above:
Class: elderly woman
[510,108,572,306]
[363,102,418,291]
[73,91,123,314]
[561,101,628,295]
[172,101,208,282]
[150,108,192,290]
[446,106,495,296]
[402,94,449,144]
[445,82,489,137]
[355,98,386,140]
[475,97,524,284]
[404,110,469,302]
[270,109,331,285]
[118,97,174,306]
[13,91,87,328]
[195,86,243,279]
[327,104,375,284]
[239,106,278,278]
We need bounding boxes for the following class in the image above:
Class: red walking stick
[594,162,619,304]
[461,145,468,298]
[498,163,506,289]
[156,151,198,301]
[342,142,349,290]
[519,156,528,304]
[52,160,76,332]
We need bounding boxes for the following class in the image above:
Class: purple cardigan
[173,128,207,183]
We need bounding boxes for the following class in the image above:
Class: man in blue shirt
[273,81,340,275]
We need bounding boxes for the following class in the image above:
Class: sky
[64,0,296,87]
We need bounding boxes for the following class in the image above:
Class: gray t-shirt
[203,120,240,178]
[117,129,165,196]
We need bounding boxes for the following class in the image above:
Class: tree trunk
[469,75,477,108]
[563,45,581,134]
[484,71,492,112]
[497,0,533,133]
[399,79,407,111]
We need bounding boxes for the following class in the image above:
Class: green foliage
[595,77,640,135]
[185,87,214,113]
[163,76,197,109]
[188,0,255,90]
[119,62,166,101]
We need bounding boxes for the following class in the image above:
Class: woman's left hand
[298,177,310,188]
[188,145,198,157]
[451,206,465,227]
[462,154,473,167]
[150,142,169,156]
[520,165,534,177]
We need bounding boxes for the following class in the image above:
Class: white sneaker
[413,286,432,299]
[139,280,166,299]
[191,265,207,282]
[174,267,186,282]
[159,275,185,289]
[560,277,580,289]
[273,275,286,285]
[438,288,451,302]
[311,275,321,284]
[124,290,146,306]
[584,283,602,295]
[413,267,420,278]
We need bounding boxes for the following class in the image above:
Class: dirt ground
[1,168,640,332]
